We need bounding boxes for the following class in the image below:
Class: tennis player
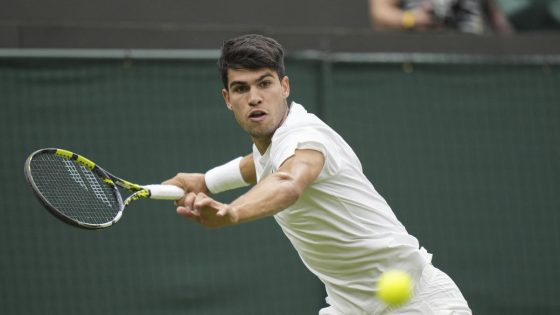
[164,34,472,314]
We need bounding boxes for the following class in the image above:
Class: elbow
[274,171,304,206]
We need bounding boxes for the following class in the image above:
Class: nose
[248,86,262,106]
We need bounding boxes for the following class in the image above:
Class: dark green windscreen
[0,55,558,314]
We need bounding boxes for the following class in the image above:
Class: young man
[164,34,472,314]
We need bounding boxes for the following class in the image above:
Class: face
[222,68,290,153]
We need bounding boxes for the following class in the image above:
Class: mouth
[248,110,267,121]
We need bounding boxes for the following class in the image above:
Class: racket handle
[144,185,185,200]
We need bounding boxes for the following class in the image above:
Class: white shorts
[384,264,472,315]
[319,265,472,315]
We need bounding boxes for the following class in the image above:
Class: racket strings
[29,153,121,225]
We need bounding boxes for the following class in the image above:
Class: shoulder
[273,102,329,140]
[270,105,341,176]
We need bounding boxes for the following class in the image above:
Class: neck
[253,102,290,155]
[253,137,271,155]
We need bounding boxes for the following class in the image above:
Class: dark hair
[218,34,286,89]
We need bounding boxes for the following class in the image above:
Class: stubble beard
[239,100,290,147]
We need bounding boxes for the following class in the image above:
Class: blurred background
[1,0,559,314]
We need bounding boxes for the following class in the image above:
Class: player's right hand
[162,173,209,206]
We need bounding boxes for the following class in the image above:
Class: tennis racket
[24,148,184,229]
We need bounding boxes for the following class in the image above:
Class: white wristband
[204,157,249,194]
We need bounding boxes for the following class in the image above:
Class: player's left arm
[176,149,324,228]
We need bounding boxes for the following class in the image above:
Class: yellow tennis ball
[376,270,412,306]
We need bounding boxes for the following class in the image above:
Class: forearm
[228,171,301,224]
[370,0,410,29]
[228,150,324,224]
[239,154,257,184]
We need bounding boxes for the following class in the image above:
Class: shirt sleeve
[270,127,338,177]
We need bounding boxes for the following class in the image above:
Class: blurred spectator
[369,0,514,34]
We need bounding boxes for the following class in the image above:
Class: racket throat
[124,189,151,206]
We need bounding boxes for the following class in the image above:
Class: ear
[222,88,233,110]
[281,76,290,99]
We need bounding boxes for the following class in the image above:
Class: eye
[232,85,249,93]
[258,80,272,88]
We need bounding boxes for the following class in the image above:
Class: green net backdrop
[0,53,559,314]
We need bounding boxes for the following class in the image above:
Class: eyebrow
[229,72,275,89]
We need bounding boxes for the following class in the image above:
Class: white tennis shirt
[253,102,431,314]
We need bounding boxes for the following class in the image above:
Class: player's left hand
[176,192,238,228]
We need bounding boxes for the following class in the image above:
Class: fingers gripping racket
[24,148,184,229]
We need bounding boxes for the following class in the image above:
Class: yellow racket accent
[116,179,143,191]
[76,155,96,170]
[124,189,151,206]
[55,149,97,170]
[55,149,73,159]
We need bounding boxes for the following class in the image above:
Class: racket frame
[24,148,152,229]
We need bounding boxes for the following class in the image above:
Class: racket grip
[144,185,185,200]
